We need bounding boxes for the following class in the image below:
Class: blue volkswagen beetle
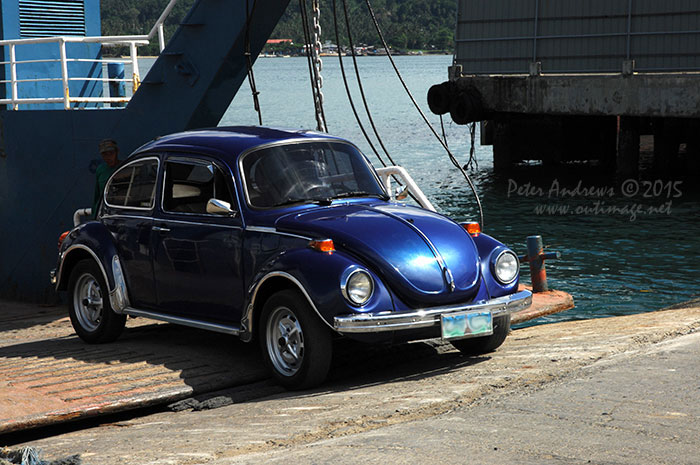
[51,127,531,389]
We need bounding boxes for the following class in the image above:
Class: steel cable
[362,0,485,228]
[244,0,262,125]
[330,0,385,166]
[339,0,398,167]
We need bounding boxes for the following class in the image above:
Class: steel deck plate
[0,288,572,434]
[0,317,266,434]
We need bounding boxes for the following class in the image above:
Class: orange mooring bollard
[524,235,561,293]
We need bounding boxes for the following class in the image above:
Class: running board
[123,308,240,336]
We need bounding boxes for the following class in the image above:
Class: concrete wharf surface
[0,288,572,435]
[1,299,698,464]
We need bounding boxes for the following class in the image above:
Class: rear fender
[55,221,130,313]
[240,248,393,342]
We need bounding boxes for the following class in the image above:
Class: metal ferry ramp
[0,304,268,434]
[0,289,573,434]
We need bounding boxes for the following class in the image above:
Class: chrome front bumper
[334,290,532,333]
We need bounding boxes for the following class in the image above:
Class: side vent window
[19,0,86,38]
[105,159,158,210]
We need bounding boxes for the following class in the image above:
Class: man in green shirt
[93,139,121,217]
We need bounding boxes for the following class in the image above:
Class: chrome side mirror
[395,186,409,200]
[206,198,236,216]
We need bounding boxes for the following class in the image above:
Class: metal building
[428,0,700,175]
[1,0,103,109]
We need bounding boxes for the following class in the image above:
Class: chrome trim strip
[333,290,532,333]
[111,255,130,312]
[56,244,109,292]
[340,266,374,307]
[245,226,312,240]
[241,271,334,341]
[123,307,240,335]
[100,214,242,230]
[237,138,386,209]
[491,247,520,285]
[160,156,239,218]
[55,244,127,312]
[360,204,467,292]
[103,157,160,211]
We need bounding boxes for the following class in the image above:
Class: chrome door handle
[153,226,170,232]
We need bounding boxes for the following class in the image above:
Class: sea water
[144,55,700,324]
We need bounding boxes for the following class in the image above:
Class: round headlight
[342,269,374,306]
[493,250,519,284]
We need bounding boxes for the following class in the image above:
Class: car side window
[163,159,235,215]
[105,159,158,209]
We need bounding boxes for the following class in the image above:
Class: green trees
[100,0,455,55]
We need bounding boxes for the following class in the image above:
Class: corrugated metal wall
[456,0,700,73]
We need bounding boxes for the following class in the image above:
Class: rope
[244,0,262,125]
[439,114,449,149]
[362,0,485,229]
[464,121,478,171]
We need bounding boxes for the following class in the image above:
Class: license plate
[441,310,493,340]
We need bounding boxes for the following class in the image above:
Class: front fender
[472,233,520,298]
[55,221,130,312]
[241,248,394,341]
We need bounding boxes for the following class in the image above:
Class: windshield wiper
[328,191,389,201]
[271,198,333,208]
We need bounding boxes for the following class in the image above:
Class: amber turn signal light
[58,231,70,250]
[463,222,481,237]
[309,238,335,254]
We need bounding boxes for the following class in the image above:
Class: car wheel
[259,289,332,390]
[68,259,126,343]
[450,314,511,355]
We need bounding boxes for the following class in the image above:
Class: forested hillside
[101,0,456,55]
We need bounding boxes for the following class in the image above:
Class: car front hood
[275,203,481,305]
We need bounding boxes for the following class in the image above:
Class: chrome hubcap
[73,273,103,332]
[266,306,304,376]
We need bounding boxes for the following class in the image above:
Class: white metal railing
[0,0,179,110]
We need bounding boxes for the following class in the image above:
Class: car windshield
[241,141,388,209]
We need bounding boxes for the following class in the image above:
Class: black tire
[258,289,332,390]
[67,259,126,343]
[450,314,511,355]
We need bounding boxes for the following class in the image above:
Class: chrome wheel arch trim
[56,244,130,314]
[56,244,108,291]
[241,271,335,342]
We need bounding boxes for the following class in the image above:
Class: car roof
[130,126,343,163]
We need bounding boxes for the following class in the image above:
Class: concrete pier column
[617,116,640,178]
[652,118,681,176]
[686,120,700,175]
[493,120,513,172]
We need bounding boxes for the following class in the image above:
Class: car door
[152,155,244,324]
[101,157,159,309]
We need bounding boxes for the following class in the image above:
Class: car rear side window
[105,159,158,209]
[162,159,235,215]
